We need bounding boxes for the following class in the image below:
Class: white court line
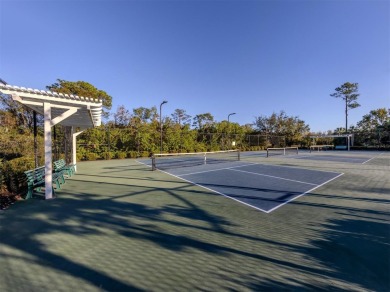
[295,152,384,165]
[135,159,152,168]
[232,161,343,175]
[228,168,318,186]
[361,152,385,164]
[177,163,256,176]
[138,158,345,214]
[156,167,271,213]
[265,172,344,213]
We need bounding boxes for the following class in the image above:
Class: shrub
[127,151,138,158]
[102,152,113,160]
[76,153,84,162]
[116,152,126,159]
[85,152,99,161]
[76,147,87,161]
[1,156,35,195]
[194,144,207,152]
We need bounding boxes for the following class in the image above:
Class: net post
[296,147,298,155]
[238,149,240,161]
[204,152,207,165]
[283,148,286,155]
[266,148,269,158]
[151,155,156,171]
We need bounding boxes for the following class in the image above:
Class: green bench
[54,159,75,177]
[24,166,65,199]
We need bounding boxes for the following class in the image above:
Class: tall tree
[46,79,112,118]
[132,106,158,123]
[171,108,191,127]
[192,113,214,130]
[330,82,360,133]
[114,105,131,127]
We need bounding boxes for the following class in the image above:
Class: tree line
[0,79,389,198]
[0,79,389,159]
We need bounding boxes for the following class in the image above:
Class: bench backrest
[25,167,45,183]
[54,159,66,171]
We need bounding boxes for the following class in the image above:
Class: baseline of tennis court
[141,159,343,213]
[290,154,376,164]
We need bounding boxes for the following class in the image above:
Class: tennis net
[151,150,240,171]
[266,147,298,157]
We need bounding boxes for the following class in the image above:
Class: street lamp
[160,100,168,153]
[227,113,236,149]
[228,112,236,123]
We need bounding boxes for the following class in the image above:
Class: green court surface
[1,151,389,291]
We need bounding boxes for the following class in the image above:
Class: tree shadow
[298,217,390,291]
[1,162,389,291]
[210,215,390,291]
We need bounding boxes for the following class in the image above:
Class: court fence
[351,130,390,149]
[311,131,390,150]
[74,128,390,161]
[75,130,291,161]
[1,127,388,166]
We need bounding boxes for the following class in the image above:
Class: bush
[194,144,207,152]
[76,152,84,162]
[115,152,126,159]
[1,156,35,195]
[102,152,113,160]
[76,147,88,161]
[85,152,99,161]
[127,151,138,158]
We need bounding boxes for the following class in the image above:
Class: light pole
[228,112,236,124]
[160,100,168,153]
[227,113,236,149]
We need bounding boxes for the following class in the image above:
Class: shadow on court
[221,216,389,291]
[0,158,389,291]
[2,191,388,291]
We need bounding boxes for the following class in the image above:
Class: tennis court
[1,151,389,291]
[137,151,342,213]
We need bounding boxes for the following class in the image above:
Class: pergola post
[44,102,53,199]
[72,129,85,172]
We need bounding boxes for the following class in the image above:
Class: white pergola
[0,84,102,199]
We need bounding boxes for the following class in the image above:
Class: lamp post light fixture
[227,113,236,149]
[160,100,168,154]
[228,112,236,123]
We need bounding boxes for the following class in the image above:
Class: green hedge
[127,151,138,158]
[1,157,35,195]
[102,152,112,160]
[85,152,99,161]
[115,152,126,159]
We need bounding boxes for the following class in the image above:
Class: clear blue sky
[0,0,389,132]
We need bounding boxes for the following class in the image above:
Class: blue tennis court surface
[138,159,343,213]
